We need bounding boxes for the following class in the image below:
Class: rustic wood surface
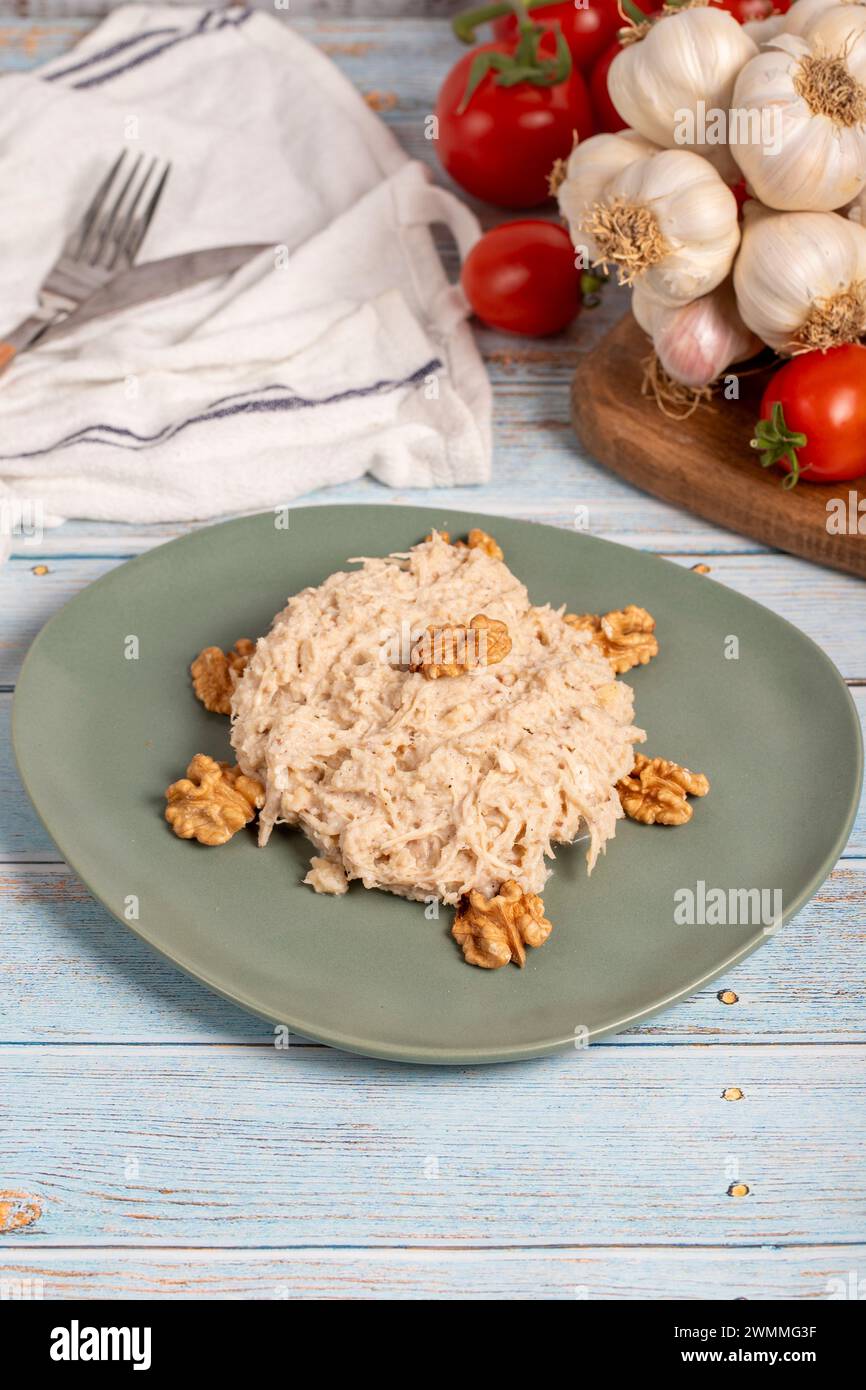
[0,13,864,1302]
[571,314,866,579]
[0,0,454,16]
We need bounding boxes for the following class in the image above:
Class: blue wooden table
[1,13,864,1301]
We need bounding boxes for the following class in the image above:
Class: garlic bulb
[557,131,661,262]
[801,1,866,48]
[847,186,866,221]
[742,13,788,46]
[733,200,866,351]
[632,279,764,388]
[608,7,757,182]
[730,33,866,210]
[782,0,866,37]
[578,149,740,306]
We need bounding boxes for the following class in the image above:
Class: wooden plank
[0,1244,863,1300]
[10,507,770,559]
[0,695,53,860]
[0,19,91,69]
[0,557,120,685]
[0,1044,862,1246]
[5,483,773,561]
[3,552,864,686]
[571,314,866,580]
[0,860,863,1045]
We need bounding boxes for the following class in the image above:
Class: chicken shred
[230,532,644,904]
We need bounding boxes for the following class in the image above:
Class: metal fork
[0,150,171,375]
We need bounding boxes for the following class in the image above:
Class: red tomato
[754,345,866,486]
[492,0,634,74]
[589,39,628,133]
[462,220,582,337]
[710,0,791,19]
[588,10,662,135]
[435,34,594,209]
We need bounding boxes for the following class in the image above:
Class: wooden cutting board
[570,312,866,580]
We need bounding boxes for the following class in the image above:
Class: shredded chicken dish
[229,531,644,905]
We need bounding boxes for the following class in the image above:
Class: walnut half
[426,527,503,559]
[165,754,264,845]
[617,753,710,827]
[565,605,658,675]
[191,639,255,715]
[452,880,552,969]
[410,613,511,679]
[460,527,503,561]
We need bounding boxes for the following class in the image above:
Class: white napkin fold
[0,4,491,550]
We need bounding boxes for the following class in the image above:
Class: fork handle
[0,313,63,378]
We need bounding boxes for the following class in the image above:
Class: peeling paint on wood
[320,41,372,56]
[0,1190,42,1233]
[363,89,397,111]
[0,1044,862,1247]
[0,1243,863,1300]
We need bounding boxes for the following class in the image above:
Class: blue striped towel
[0,4,491,548]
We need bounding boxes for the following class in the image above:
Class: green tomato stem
[456,8,572,112]
[750,401,811,489]
[618,0,648,26]
[452,0,554,45]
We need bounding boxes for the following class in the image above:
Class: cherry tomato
[492,0,632,74]
[753,345,866,486]
[709,0,791,20]
[462,220,582,337]
[589,38,628,133]
[435,33,594,209]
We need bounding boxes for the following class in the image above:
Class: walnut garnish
[460,527,504,561]
[469,613,511,664]
[410,613,511,679]
[434,526,502,558]
[165,754,264,845]
[564,604,658,674]
[191,639,255,715]
[617,753,710,826]
[452,880,552,969]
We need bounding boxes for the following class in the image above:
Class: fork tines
[70,150,172,271]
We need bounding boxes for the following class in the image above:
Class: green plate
[13,506,863,1064]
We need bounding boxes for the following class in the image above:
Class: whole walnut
[452,880,552,968]
[165,754,264,846]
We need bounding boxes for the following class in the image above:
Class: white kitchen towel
[0,4,491,549]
